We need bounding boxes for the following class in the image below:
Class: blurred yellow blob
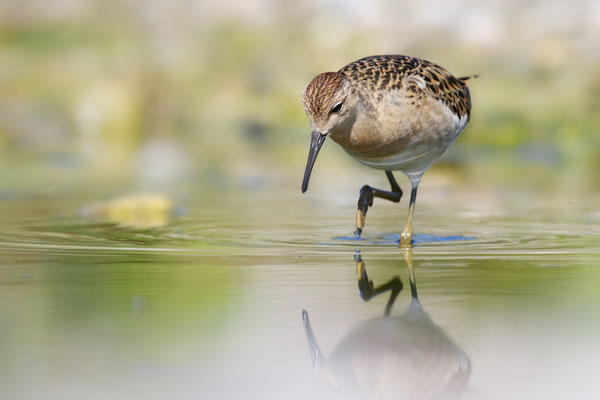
[81,194,173,229]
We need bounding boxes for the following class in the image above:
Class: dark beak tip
[301,131,326,194]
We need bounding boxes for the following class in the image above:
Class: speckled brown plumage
[338,55,472,120]
[303,72,345,117]
[300,54,476,244]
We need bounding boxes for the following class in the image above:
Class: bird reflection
[302,248,471,400]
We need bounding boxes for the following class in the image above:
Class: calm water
[1,183,599,400]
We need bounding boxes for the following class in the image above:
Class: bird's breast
[329,94,467,174]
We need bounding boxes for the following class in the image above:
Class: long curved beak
[301,131,327,193]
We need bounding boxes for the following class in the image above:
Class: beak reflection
[302,250,472,400]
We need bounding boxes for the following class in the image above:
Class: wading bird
[301,55,475,245]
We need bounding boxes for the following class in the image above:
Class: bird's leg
[355,252,403,316]
[400,179,421,247]
[354,171,403,237]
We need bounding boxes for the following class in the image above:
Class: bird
[301,55,475,246]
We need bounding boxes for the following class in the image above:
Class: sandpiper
[301,55,475,246]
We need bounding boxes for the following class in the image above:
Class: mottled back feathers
[338,55,473,120]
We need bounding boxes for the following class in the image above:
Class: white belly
[346,113,468,181]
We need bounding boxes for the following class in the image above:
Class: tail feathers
[458,74,480,82]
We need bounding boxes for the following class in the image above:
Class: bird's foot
[400,230,413,247]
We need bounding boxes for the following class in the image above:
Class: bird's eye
[331,102,343,113]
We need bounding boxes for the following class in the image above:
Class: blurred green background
[1,0,599,201]
[1,3,599,399]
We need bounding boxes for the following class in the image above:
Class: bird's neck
[329,100,382,155]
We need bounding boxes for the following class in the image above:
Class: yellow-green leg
[400,179,420,247]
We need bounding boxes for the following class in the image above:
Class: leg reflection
[355,252,402,317]
[303,250,472,400]
[402,245,418,299]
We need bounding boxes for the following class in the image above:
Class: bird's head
[301,72,358,193]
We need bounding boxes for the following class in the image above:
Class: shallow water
[1,185,599,400]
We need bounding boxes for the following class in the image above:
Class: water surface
[1,186,599,399]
